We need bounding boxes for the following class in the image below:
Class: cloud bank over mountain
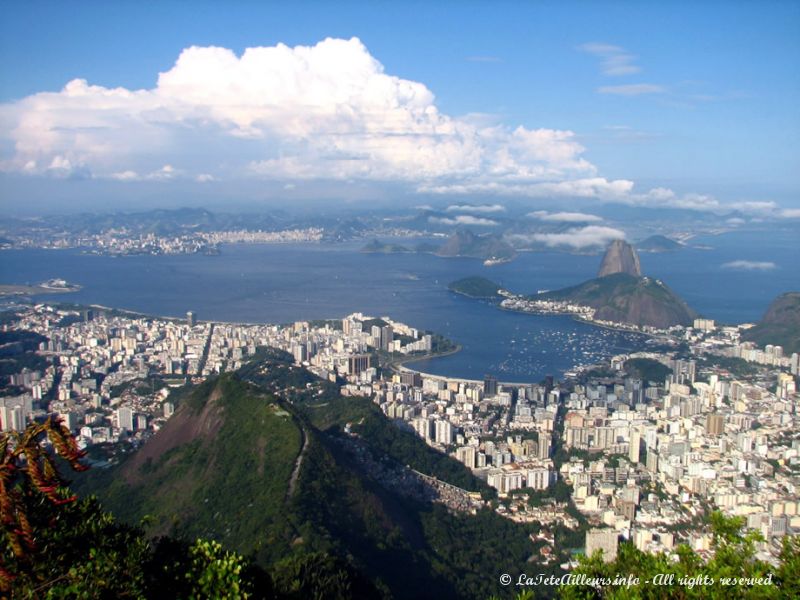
[509,225,626,250]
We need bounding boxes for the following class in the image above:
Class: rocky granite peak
[598,239,642,278]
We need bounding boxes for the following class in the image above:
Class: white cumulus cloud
[419,177,635,200]
[0,36,784,216]
[428,215,498,226]
[729,201,778,215]
[527,211,603,222]
[445,203,506,214]
[512,225,625,250]
[721,260,777,271]
[110,170,139,181]
[0,37,604,194]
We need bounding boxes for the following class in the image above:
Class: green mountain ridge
[81,374,302,560]
[75,350,552,599]
[741,291,800,353]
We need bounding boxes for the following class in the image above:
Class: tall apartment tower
[483,375,498,397]
[629,429,642,463]
[706,414,724,436]
[380,325,394,351]
[538,434,552,459]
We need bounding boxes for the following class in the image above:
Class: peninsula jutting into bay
[451,239,698,330]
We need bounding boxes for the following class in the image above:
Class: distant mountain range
[741,292,800,353]
[362,229,517,262]
[361,239,412,253]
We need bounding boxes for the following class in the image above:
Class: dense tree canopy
[558,512,798,600]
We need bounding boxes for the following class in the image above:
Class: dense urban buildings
[2,302,797,566]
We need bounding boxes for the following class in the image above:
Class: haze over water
[2,229,797,383]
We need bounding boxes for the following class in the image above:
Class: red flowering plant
[0,416,88,590]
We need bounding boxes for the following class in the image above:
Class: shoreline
[389,344,558,387]
[450,282,668,338]
[389,344,463,369]
[494,300,658,338]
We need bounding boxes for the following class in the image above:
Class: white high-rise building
[526,465,553,490]
[538,435,552,459]
[456,446,476,468]
[434,419,454,445]
[117,407,135,432]
[10,407,26,432]
[629,429,641,464]
[412,417,433,441]
[1,406,27,432]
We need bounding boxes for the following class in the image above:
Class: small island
[448,277,502,299]
[436,229,517,262]
[361,239,412,253]
[635,234,683,253]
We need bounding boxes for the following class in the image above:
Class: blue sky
[0,0,798,215]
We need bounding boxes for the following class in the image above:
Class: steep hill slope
[86,374,302,560]
[76,352,552,600]
[741,292,800,353]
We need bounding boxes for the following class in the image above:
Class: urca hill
[741,291,800,354]
[541,239,697,329]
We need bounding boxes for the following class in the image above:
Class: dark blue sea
[1,229,797,383]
